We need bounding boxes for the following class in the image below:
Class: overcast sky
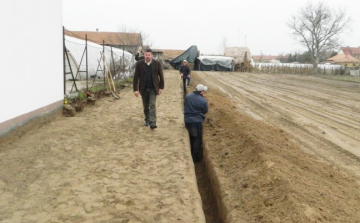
[62,0,360,56]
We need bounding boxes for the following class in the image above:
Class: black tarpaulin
[169,45,198,69]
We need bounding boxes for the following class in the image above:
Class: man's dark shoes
[144,121,150,126]
[150,123,157,129]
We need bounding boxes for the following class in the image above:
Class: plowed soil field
[195,71,360,222]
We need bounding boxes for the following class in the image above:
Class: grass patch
[88,84,107,93]
[73,91,86,102]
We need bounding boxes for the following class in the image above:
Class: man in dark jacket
[133,49,165,129]
[184,84,208,162]
[179,60,191,92]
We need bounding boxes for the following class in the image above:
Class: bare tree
[218,36,228,55]
[104,25,153,77]
[116,25,153,55]
[287,2,350,73]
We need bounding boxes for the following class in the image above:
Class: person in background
[179,60,191,92]
[133,49,165,129]
[135,47,144,61]
[183,84,208,162]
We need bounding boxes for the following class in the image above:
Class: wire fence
[64,31,136,95]
[252,63,346,75]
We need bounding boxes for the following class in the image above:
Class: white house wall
[0,0,63,135]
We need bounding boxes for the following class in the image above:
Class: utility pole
[238,26,240,46]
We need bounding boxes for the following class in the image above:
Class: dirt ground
[1,70,360,223]
[0,71,205,223]
[195,72,360,222]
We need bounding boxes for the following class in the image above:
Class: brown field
[1,70,360,223]
[196,71,360,222]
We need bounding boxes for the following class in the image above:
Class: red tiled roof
[327,54,360,63]
[252,56,277,61]
[252,54,290,62]
[158,49,186,61]
[341,47,360,56]
[65,30,142,46]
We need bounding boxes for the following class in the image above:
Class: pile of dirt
[202,88,360,222]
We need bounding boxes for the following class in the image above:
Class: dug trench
[182,89,222,223]
[192,73,360,223]
[194,159,222,223]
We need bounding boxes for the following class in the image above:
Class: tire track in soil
[213,72,359,130]
[235,76,360,129]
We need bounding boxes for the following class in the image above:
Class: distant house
[65,29,142,54]
[252,55,275,63]
[162,49,186,62]
[326,54,360,67]
[150,49,164,63]
[268,59,281,64]
[252,54,289,63]
[338,47,360,59]
[159,49,186,69]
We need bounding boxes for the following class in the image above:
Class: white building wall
[0,0,63,135]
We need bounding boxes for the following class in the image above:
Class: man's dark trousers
[182,76,190,92]
[142,88,157,125]
[185,122,203,162]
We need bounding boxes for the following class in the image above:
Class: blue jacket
[184,91,208,123]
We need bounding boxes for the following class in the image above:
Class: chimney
[96,28,99,32]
